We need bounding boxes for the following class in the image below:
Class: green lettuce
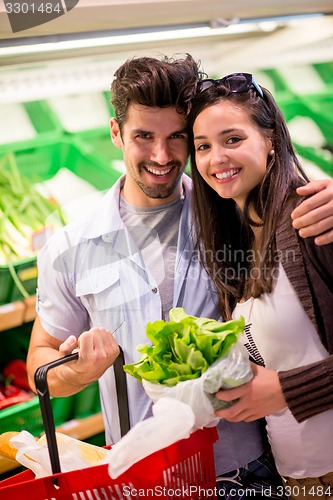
[123,308,245,386]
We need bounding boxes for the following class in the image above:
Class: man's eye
[171,133,187,139]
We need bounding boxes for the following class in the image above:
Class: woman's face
[193,100,272,210]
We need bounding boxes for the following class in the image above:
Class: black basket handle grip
[34,346,130,477]
[34,351,79,476]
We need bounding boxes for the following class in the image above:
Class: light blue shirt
[37,175,264,474]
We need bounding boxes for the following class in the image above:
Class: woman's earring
[269,149,275,156]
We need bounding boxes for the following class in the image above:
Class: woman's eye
[196,144,209,151]
[227,136,241,145]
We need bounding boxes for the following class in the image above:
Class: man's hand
[59,335,78,355]
[214,363,287,422]
[292,178,333,245]
[59,327,120,388]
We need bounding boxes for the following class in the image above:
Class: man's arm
[26,316,120,397]
[292,178,333,245]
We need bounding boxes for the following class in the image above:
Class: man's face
[111,103,189,207]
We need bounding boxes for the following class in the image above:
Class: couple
[27,54,333,499]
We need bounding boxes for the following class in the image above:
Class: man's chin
[141,186,175,199]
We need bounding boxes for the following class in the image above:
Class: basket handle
[113,346,130,437]
[34,346,129,476]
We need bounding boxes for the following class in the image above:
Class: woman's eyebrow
[194,128,238,140]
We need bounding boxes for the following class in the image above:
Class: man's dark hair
[111,54,202,133]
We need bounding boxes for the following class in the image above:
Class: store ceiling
[0,0,333,99]
[1,0,332,40]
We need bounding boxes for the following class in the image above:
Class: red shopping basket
[0,352,218,499]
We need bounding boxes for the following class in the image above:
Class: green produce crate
[11,138,121,191]
[0,259,37,305]
[0,100,62,154]
[73,131,124,175]
[294,146,333,177]
[63,92,123,175]
[256,68,295,98]
[0,395,73,437]
[0,139,122,305]
[313,62,333,86]
[47,92,124,173]
[305,91,333,138]
[276,96,333,177]
[277,96,332,141]
[71,381,101,419]
[0,322,32,370]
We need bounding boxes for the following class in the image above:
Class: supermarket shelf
[56,411,105,441]
[0,295,36,332]
[0,411,105,475]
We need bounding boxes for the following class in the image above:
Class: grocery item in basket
[10,430,108,478]
[0,431,21,460]
[124,307,253,428]
[6,398,195,480]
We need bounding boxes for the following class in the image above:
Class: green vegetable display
[0,152,66,297]
[123,308,245,386]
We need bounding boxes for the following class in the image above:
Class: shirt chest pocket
[75,266,125,332]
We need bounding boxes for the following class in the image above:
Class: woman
[187,73,333,499]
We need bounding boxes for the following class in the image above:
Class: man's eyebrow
[168,127,188,136]
[131,128,188,136]
[131,128,151,135]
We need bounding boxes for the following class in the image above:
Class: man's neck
[121,176,184,208]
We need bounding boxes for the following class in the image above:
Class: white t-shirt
[233,262,333,478]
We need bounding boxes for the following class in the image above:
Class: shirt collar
[80,176,125,240]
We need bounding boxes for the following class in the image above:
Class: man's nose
[151,141,172,165]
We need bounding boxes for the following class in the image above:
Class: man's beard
[135,162,184,199]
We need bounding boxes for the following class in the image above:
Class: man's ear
[110,118,123,148]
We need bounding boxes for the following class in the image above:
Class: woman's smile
[213,167,242,182]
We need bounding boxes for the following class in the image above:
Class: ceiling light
[0,23,266,57]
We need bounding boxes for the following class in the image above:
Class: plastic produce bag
[10,431,108,478]
[143,342,252,428]
[124,308,253,428]
[106,397,195,478]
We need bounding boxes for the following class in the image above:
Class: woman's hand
[292,178,333,245]
[214,363,287,422]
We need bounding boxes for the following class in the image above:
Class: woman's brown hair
[187,83,309,320]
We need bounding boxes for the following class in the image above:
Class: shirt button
[151,287,158,293]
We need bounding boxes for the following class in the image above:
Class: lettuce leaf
[123,308,245,386]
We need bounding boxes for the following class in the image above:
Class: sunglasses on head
[197,72,264,99]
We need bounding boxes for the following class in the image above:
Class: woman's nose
[211,146,228,166]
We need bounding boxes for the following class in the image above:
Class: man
[27,54,333,498]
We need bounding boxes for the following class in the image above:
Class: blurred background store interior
[1,0,333,183]
[0,0,332,478]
